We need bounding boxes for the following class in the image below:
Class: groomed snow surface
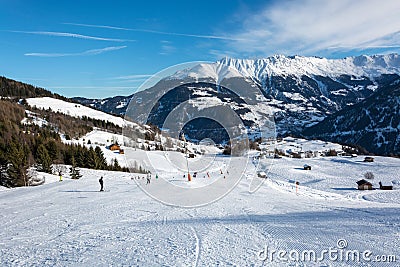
[1,149,400,266]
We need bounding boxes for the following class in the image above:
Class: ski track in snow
[1,153,400,266]
[189,226,200,267]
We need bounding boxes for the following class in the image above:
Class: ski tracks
[190,226,201,267]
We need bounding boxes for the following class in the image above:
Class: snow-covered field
[272,137,343,154]
[1,148,400,266]
[26,97,127,127]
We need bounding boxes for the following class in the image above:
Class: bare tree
[364,171,374,180]
[53,164,67,177]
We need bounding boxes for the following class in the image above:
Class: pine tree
[0,147,11,187]
[94,146,107,169]
[74,145,85,167]
[36,144,52,173]
[112,158,121,171]
[7,141,29,186]
[45,140,59,160]
[69,156,82,179]
[85,147,96,169]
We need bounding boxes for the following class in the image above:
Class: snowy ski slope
[1,147,400,266]
[5,99,400,265]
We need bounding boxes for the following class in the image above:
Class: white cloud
[159,43,176,55]
[111,74,153,80]
[227,0,400,56]
[11,30,133,42]
[63,22,132,31]
[64,22,245,41]
[106,74,154,85]
[25,46,127,57]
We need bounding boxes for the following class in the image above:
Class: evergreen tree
[36,144,52,173]
[0,147,11,187]
[94,146,107,169]
[45,140,59,160]
[7,141,29,186]
[112,158,122,171]
[69,156,82,179]
[85,147,96,169]
[74,145,85,167]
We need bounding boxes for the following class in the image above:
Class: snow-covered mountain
[73,54,400,154]
[217,54,400,132]
[303,77,400,155]
[218,53,400,79]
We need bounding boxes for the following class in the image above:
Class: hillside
[72,95,130,116]
[303,78,400,156]
[27,97,128,128]
[0,76,68,100]
[0,77,139,187]
[0,98,130,187]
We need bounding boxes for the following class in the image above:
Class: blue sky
[1,0,400,98]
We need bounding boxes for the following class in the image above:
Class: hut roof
[357,179,372,186]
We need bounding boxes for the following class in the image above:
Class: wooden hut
[364,157,374,162]
[357,179,373,190]
[303,164,311,170]
[109,144,121,151]
[257,171,267,178]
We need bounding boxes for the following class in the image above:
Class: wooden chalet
[303,164,311,170]
[364,157,374,162]
[257,171,267,178]
[357,179,373,190]
[109,144,121,151]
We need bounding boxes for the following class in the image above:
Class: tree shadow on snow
[330,158,363,165]
[60,190,100,193]
[331,187,357,191]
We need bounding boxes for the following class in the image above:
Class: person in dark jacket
[99,176,104,191]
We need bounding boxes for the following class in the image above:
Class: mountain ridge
[302,78,400,155]
[70,53,400,155]
[218,53,400,79]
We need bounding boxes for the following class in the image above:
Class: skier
[99,176,104,191]
[146,174,151,185]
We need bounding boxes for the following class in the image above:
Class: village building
[357,179,373,190]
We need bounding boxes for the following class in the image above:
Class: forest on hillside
[0,99,129,188]
[0,76,69,100]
